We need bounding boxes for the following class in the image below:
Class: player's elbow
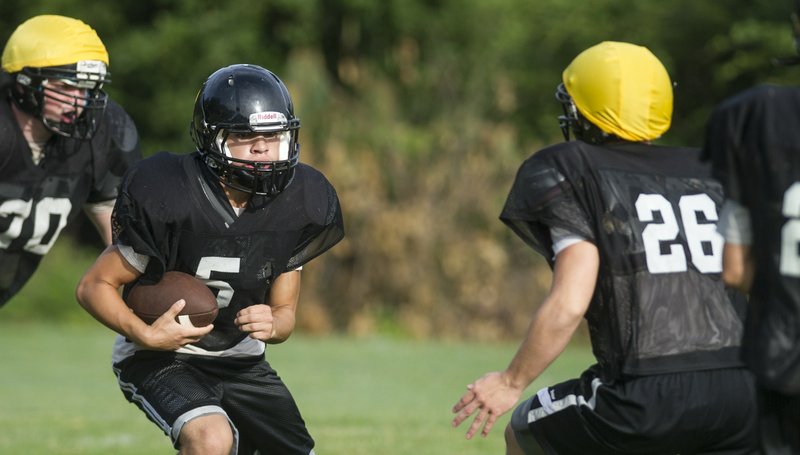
[75,275,93,310]
[721,267,743,288]
[75,273,106,311]
[722,243,753,293]
[722,267,751,294]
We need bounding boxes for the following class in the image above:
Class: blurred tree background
[1,0,798,340]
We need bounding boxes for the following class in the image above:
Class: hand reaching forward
[139,299,214,350]
[451,371,524,439]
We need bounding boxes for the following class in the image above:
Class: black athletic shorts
[510,366,758,455]
[113,351,315,455]
[756,386,800,454]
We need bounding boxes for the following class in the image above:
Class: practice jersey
[112,152,344,359]
[501,141,746,381]
[0,98,140,307]
[704,85,800,394]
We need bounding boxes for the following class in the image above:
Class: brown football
[126,271,218,327]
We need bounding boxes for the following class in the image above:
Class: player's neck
[223,185,249,209]
[10,103,53,144]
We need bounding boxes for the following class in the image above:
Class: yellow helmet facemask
[558,41,673,143]
[2,15,110,139]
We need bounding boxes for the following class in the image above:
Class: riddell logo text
[76,60,107,75]
[250,111,287,125]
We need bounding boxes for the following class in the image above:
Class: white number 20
[0,197,72,255]
[636,193,722,274]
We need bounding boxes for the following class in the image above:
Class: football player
[0,15,140,307]
[704,6,800,453]
[452,41,758,454]
[76,64,344,455]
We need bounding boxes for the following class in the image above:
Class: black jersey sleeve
[500,146,594,260]
[704,85,800,207]
[285,165,345,271]
[111,153,179,277]
[87,100,142,203]
[703,92,748,205]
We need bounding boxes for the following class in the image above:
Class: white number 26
[636,193,722,274]
[780,183,800,276]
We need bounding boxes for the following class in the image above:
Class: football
[126,271,218,327]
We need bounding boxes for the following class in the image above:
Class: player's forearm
[504,296,584,390]
[268,306,296,343]
[76,278,149,342]
[266,270,301,343]
[504,241,597,390]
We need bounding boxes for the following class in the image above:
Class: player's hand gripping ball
[126,271,218,327]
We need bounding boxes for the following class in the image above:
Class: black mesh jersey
[502,141,746,381]
[113,152,345,352]
[704,85,800,394]
[0,98,140,307]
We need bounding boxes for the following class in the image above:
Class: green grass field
[0,322,593,455]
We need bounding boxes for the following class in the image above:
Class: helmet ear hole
[9,73,45,117]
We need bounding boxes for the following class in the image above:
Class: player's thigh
[510,374,617,455]
[114,352,225,440]
[221,360,314,454]
[505,420,545,455]
[511,368,758,455]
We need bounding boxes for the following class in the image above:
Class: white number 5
[196,257,240,308]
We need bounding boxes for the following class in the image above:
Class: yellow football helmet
[2,15,110,138]
[557,41,673,143]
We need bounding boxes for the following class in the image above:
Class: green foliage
[0,322,595,454]
[1,0,796,150]
[2,0,798,338]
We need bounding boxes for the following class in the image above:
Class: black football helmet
[190,64,300,197]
